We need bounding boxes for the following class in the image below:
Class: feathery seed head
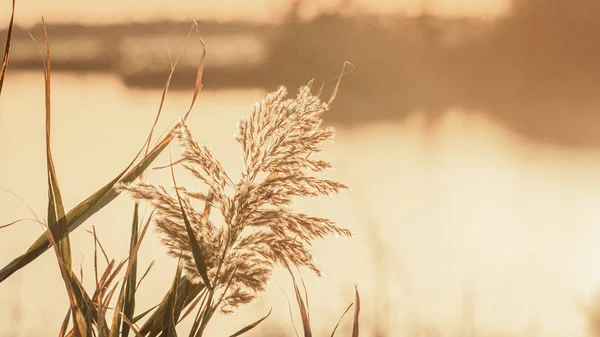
[119,84,352,313]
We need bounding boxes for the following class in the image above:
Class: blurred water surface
[2,72,600,337]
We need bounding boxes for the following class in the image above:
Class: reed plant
[0,2,360,336]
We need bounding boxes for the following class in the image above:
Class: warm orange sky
[0,0,510,27]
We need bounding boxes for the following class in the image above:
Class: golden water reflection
[1,72,600,336]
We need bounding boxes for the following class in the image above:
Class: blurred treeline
[269,0,600,147]
[2,0,600,147]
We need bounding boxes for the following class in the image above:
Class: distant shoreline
[4,7,600,149]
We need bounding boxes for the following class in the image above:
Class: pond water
[1,71,600,337]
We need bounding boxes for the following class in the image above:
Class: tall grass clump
[0,4,360,335]
[117,83,353,333]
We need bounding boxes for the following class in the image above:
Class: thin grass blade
[120,203,141,337]
[0,219,31,229]
[119,313,145,337]
[59,308,72,337]
[0,188,41,222]
[326,61,354,107]
[46,218,89,337]
[294,279,311,337]
[92,227,100,287]
[181,21,205,121]
[285,263,311,337]
[41,16,72,273]
[39,19,86,337]
[89,259,116,319]
[329,303,353,337]
[170,151,212,290]
[0,0,15,96]
[142,22,199,158]
[139,277,204,337]
[187,302,204,337]
[110,211,152,337]
[277,283,299,337]
[161,262,183,337]
[71,271,110,336]
[132,304,160,325]
[297,267,310,322]
[136,260,155,291]
[352,285,360,337]
[88,226,110,265]
[137,260,187,337]
[228,309,272,337]
[98,280,122,337]
[177,292,205,324]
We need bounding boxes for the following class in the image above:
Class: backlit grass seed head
[118,84,352,313]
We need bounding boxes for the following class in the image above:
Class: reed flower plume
[118,84,352,314]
